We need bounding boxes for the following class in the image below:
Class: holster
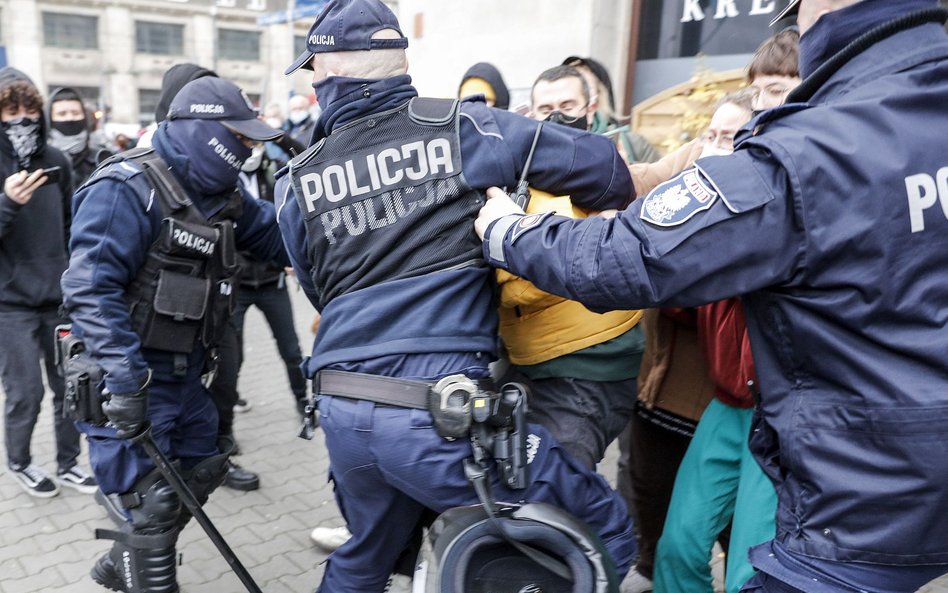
[62,351,108,425]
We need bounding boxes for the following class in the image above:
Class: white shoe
[310,526,351,551]
[385,574,412,593]
[56,465,98,494]
[620,566,653,593]
[9,463,60,498]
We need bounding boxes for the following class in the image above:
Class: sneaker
[56,465,99,494]
[310,525,352,551]
[619,566,653,593]
[384,574,412,593]
[9,464,60,498]
[233,398,252,413]
[223,460,259,491]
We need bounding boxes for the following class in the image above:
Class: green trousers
[653,399,777,593]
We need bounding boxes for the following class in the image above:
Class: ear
[588,93,599,113]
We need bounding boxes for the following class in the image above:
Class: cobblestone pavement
[1,287,946,593]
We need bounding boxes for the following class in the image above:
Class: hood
[45,86,92,128]
[459,62,509,110]
[154,63,218,123]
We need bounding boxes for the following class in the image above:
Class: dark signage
[638,0,784,60]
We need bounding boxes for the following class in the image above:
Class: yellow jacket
[496,190,642,366]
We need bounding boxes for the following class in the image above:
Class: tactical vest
[288,98,483,310]
[106,147,242,356]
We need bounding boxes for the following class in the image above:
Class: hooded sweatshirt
[459,63,510,110]
[46,86,111,190]
[0,67,74,311]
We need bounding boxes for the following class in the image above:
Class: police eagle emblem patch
[640,169,718,227]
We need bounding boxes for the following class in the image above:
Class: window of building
[294,35,307,57]
[139,89,162,125]
[136,21,184,56]
[218,28,260,61]
[43,12,98,50]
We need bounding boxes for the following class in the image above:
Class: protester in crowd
[747,29,801,112]
[478,2,948,592]
[62,76,286,592]
[0,67,97,498]
[652,89,779,593]
[458,62,510,109]
[495,64,644,469]
[563,55,659,164]
[284,94,318,146]
[46,87,112,190]
[278,1,637,589]
[617,307,717,593]
[225,144,308,420]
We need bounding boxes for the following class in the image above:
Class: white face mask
[241,145,265,172]
[288,110,309,125]
[699,145,733,159]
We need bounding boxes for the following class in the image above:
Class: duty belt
[316,369,430,410]
[316,369,495,410]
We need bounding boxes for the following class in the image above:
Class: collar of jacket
[798,0,935,79]
[312,74,417,142]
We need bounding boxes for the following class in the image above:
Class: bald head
[310,29,408,83]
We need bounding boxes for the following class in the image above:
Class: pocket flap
[154,270,209,321]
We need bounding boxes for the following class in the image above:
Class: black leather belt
[316,369,430,410]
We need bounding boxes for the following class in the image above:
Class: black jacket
[0,68,74,310]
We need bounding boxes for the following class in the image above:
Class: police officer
[277,0,637,590]
[476,1,948,592]
[61,77,286,593]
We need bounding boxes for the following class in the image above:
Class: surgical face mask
[544,111,588,132]
[166,119,252,196]
[288,110,309,125]
[699,145,733,159]
[241,144,264,172]
[2,116,42,168]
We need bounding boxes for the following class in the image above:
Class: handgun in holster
[467,382,530,490]
[55,324,108,425]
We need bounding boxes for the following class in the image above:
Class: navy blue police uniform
[481,2,948,592]
[61,77,287,593]
[276,2,636,591]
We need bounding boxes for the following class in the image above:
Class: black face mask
[544,111,588,132]
[51,119,87,136]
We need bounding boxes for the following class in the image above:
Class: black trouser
[231,283,307,404]
[617,403,694,579]
[208,324,239,438]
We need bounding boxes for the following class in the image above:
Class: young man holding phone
[0,67,96,498]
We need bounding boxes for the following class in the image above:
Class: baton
[129,424,264,593]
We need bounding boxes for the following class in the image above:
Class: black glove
[103,373,151,438]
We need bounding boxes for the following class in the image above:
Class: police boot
[175,436,234,531]
[90,470,182,593]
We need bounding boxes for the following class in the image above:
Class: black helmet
[414,502,619,593]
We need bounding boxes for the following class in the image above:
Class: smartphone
[39,166,63,186]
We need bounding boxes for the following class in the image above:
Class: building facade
[0,0,320,125]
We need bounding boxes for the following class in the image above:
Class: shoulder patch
[640,169,717,227]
